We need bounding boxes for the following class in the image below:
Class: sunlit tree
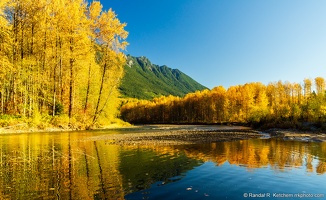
[315,77,325,95]
[0,0,128,128]
[121,77,326,127]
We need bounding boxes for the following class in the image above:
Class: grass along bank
[0,114,130,134]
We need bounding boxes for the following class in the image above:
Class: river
[0,126,325,199]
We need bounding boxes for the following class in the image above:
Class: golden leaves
[0,0,128,127]
[121,78,326,125]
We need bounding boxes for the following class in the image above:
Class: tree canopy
[0,0,128,128]
[121,77,326,129]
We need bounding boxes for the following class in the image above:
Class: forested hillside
[0,0,128,128]
[119,56,207,99]
[121,77,326,129]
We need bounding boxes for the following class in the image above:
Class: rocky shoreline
[0,125,74,134]
[0,123,126,134]
[263,128,326,142]
[1,124,326,144]
[84,125,326,145]
[84,129,261,145]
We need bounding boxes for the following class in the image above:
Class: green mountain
[119,55,207,99]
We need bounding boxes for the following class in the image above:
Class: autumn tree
[0,0,11,114]
[315,77,325,95]
[89,6,128,126]
[248,83,268,123]
[304,78,312,97]
[210,86,227,123]
[121,77,326,127]
[0,0,128,128]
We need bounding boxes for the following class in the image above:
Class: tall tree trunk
[52,36,58,116]
[68,37,74,123]
[59,39,63,103]
[52,70,56,116]
[92,62,107,125]
[69,59,74,121]
[0,90,3,114]
[83,63,92,113]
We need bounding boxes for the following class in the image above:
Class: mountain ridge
[119,55,207,99]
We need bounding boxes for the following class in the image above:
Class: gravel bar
[83,129,261,145]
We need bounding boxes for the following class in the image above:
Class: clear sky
[101,0,326,89]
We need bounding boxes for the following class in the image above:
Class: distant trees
[121,78,326,128]
[315,77,325,95]
[0,0,128,128]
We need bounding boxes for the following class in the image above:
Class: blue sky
[102,0,326,89]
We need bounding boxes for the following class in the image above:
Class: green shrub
[55,102,64,115]
[51,115,70,128]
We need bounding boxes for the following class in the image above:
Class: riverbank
[84,127,261,145]
[86,125,326,145]
[263,128,326,142]
[0,122,130,134]
[1,123,326,144]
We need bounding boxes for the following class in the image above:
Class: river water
[0,127,325,199]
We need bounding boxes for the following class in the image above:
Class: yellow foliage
[121,78,326,126]
[0,0,128,128]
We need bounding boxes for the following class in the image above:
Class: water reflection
[0,132,126,199]
[0,132,325,199]
[0,132,201,199]
[183,140,326,174]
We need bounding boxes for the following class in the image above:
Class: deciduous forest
[0,0,128,128]
[1,0,326,130]
[121,78,326,129]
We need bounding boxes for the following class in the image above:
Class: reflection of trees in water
[120,139,326,175]
[118,146,202,194]
[164,139,326,174]
[0,134,325,199]
[0,133,125,199]
[0,133,201,199]
[316,162,326,174]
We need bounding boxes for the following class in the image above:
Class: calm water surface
[0,128,325,199]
